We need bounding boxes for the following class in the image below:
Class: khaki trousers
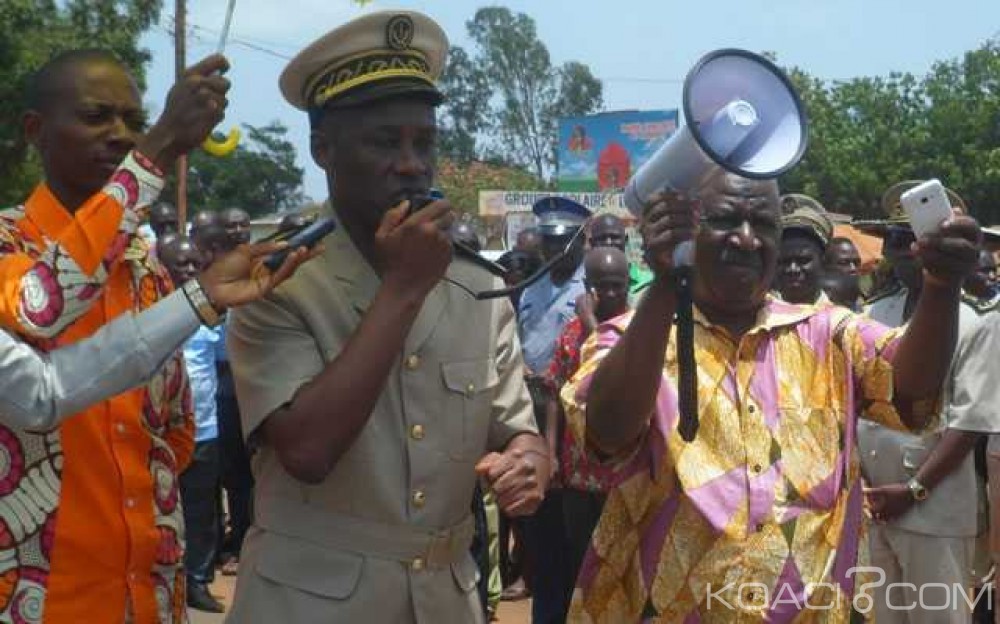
[986,447,1000,623]
[869,524,977,624]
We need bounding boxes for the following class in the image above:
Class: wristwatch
[907,478,929,502]
[182,279,225,327]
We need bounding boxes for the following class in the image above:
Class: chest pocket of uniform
[441,359,499,461]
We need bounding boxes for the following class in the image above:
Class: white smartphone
[899,179,953,238]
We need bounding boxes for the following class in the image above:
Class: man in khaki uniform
[858,181,998,623]
[225,11,549,624]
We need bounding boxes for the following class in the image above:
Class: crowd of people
[1,6,999,624]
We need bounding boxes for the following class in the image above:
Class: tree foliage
[163,122,305,220]
[0,0,162,205]
[436,158,543,216]
[436,158,545,249]
[780,40,1000,224]
[439,7,603,180]
[438,45,490,163]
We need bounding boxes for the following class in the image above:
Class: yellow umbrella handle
[202,127,241,157]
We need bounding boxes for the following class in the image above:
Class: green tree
[437,45,489,163]
[779,40,1000,225]
[436,157,543,216]
[436,158,545,249]
[165,121,305,220]
[920,41,1000,224]
[781,70,928,218]
[0,0,162,205]
[454,7,603,179]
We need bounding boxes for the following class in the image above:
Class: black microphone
[405,191,588,300]
[407,192,509,278]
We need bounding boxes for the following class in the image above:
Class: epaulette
[961,291,1000,315]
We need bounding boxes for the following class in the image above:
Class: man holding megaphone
[557,49,983,622]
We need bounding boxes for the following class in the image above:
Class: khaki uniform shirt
[224,207,537,624]
[859,287,997,537]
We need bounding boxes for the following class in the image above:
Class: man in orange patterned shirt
[0,49,231,623]
[563,172,982,622]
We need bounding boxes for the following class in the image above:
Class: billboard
[478,190,629,218]
[557,110,679,192]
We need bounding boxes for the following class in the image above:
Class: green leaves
[163,122,305,220]
[0,0,163,205]
[439,7,603,181]
[779,40,1000,225]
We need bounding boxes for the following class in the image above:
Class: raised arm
[0,54,232,340]
[586,191,695,455]
[0,153,163,338]
[889,215,981,427]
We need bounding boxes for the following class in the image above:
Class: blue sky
[140,0,1000,203]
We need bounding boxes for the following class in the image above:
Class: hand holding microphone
[376,197,455,298]
[198,239,320,311]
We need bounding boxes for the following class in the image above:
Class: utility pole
[174,0,188,228]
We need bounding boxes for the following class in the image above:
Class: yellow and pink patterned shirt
[562,297,921,623]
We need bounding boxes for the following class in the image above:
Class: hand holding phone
[262,217,336,271]
[900,179,954,239]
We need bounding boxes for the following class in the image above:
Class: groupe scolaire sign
[477,190,632,218]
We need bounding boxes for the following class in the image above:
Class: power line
[153,15,873,86]
[161,13,301,51]
[188,23,294,59]
[158,15,295,61]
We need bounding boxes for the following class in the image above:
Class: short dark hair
[26,49,122,111]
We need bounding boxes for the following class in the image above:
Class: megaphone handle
[674,266,698,442]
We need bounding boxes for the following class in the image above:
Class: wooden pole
[174,0,188,229]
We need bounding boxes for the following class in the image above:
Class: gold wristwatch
[182,279,225,327]
[907,478,929,502]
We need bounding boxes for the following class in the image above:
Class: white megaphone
[623,48,808,267]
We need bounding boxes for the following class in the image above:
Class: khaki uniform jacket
[224,207,537,624]
[859,287,996,538]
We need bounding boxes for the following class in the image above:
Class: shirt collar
[24,183,73,243]
[693,294,817,336]
[597,294,817,340]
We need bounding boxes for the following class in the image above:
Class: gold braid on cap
[307,49,432,108]
[305,14,434,109]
